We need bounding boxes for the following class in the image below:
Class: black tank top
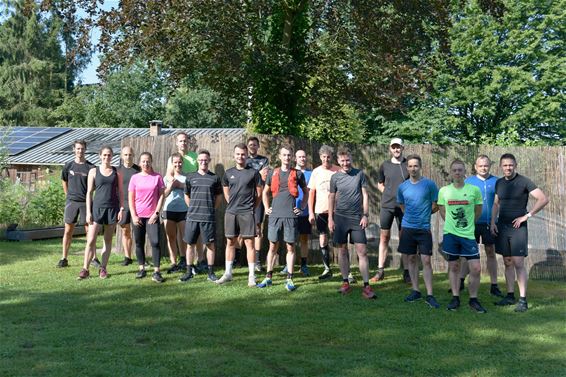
[93,166,119,209]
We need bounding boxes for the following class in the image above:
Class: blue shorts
[442,233,479,261]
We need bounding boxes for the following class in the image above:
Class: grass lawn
[1,238,565,377]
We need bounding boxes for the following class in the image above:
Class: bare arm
[308,188,316,223]
[255,185,263,209]
[85,168,96,224]
[262,184,272,215]
[149,187,165,224]
[328,192,336,232]
[360,187,369,229]
[490,194,500,235]
[431,202,439,214]
[512,188,549,228]
[377,182,385,193]
[399,204,405,213]
[184,193,190,207]
[128,189,140,226]
[474,204,482,222]
[62,180,68,196]
[438,205,445,220]
[223,186,230,204]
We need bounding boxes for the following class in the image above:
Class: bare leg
[100,224,115,268]
[266,241,279,272]
[62,223,75,259]
[285,242,295,274]
[459,257,469,279]
[503,256,515,293]
[225,237,236,263]
[176,220,187,262]
[421,254,433,296]
[206,243,215,265]
[299,234,309,259]
[82,223,100,269]
[468,259,481,298]
[164,219,179,264]
[356,244,369,282]
[449,259,461,296]
[338,245,349,279]
[378,229,390,268]
[120,224,133,259]
[485,244,498,284]
[187,244,196,269]
[408,254,419,291]
[513,256,527,297]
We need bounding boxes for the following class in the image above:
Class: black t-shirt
[330,168,368,218]
[266,169,307,218]
[118,163,141,209]
[185,171,222,223]
[222,166,261,214]
[61,160,95,202]
[495,174,537,224]
[378,158,408,209]
[93,167,119,209]
[246,154,269,184]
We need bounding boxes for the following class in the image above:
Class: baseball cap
[389,138,404,146]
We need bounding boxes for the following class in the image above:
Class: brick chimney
[149,120,163,136]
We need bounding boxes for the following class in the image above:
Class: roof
[3,127,246,166]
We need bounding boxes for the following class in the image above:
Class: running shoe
[99,268,108,279]
[338,282,353,295]
[403,269,411,284]
[255,263,265,273]
[300,265,310,277]
[152,272,165,283]
[319,269,333,280]
[179,272,194,282]
[425,295,440,309]
[285,279,297,291]
[490,285,504,298]
[370,269,384,283]
[121,257,133,266]
[77,268,89,280]
[90,258,101,268]
[207,272,218,282]
[197,260,208,273]
[404,290,422,302]
[135,269,147,279]
[469,300,487,313]
[248,276,257,287]
[215,274,233,285]
[514,299,528,312]
[362,285,377,299]
[495,296,516,306]
[178,257,187,270]
[166,264,181,274]
[348,273,357,284]
[57,258,69,268]
[279,265,288,275]
[256,278,272,288]
[447,296,461,311]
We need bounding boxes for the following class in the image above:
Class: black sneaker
[57,258,69,268]
[179,272,194,283]
[121,257,133,266]
[207,272,218,282]
[425,295,440,309]
[166,264,181,274]
[135,269,147,279]
[90,258,101,268]
[152,272,165,283]
[490,285,504,298]
[404,290,422,302]
[178,257,187,270]
[469,300,487,313]
[403,269,411,284]
[447,296,460,311]
[495,296,516,306]
[318,269,333,280]
[514,299,528,312]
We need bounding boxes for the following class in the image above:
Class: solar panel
[4,127,72,156]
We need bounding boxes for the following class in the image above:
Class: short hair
[170,152,183,161]
[198,149,210,157]
[176,132,189,140]
[234,143,248,151]
[247,136,260,145]
[73,139,87,148]
[99,145,113,155]
[336,147,350,157]
[450,159,465,169]
[476,154,491,164]
[319,145,334,156]
[280,144,293,154]
[406,154,422,166]
[140,152,153,162]
[295,149,306,156]
[500,153,516,163]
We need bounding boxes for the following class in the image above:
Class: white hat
[389,138,404,146]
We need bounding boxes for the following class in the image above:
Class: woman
[163,152,189,274]
[78,146,123,279]
[128,152,166,283]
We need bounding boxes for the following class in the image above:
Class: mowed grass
[1,238,565,377]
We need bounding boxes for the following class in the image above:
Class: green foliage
[26,174,65,226]
[0,179,28,226]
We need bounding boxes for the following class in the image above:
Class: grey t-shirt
[330,168,368,218]
[185,171,222,223]
[378,159,408,209]
[222,166,261,214]
[266,169,307,218]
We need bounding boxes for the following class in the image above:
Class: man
[371,137,410,283]
[57,140,97,268]
[328,148,377,299]
[245,136,270,271]
[218,143,262,286]
[461,155,503,297]
[291,149,312,276]
[180,150,223,283]
[308,145,340,280]
[117,146,141,266]
[257,145,308,291]
[397,155,440,308]
[491,153,548,312]
[438,160,487,313]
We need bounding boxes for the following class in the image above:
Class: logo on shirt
[230,175,235,179]
[450,207,468,228]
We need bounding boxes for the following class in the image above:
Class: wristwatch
[526,212,532,218]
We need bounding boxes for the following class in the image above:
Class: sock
[378,267,384,271]
[225,260,233,276]
[321,246,330,270]
[248,263,256,277]
[363,282,369,287]
[208,265,214,274]
[507,292,515,299]
[301,257,307,266]
[287,273,293,280]
[519,296,527,301]
[491,283,498,288]
[452,295,460,301]
[469,297,478,303]
[255,250,260,264]
[343,278,349,283]
[267,271,273,279]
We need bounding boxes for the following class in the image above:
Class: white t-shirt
[307,165,339,214]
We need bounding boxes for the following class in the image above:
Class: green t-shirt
[167,152,198,174]
[438,183,482,239]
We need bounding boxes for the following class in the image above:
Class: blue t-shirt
[295,169,312,217]
[397,177,438,230]
[464,174,498,224]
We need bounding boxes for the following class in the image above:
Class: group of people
[56,135,548,312]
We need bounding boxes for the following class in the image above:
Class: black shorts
[316,213,329,234]
[225,212,256,238]
[254,203,265,226]
[333,213,367,245]
[398,227,433,256]
[64,200,87,225]
[474,223,495,245]
[162,211,187,222]
[297,216,312,235]
[267,217,298,244]
[92,207,119,225]
[118,209,132,225]
[380,207,403,231]
[495,223,528,257]
[184,221,216,245]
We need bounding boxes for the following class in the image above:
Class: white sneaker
[248,276,257,287]
[348,272,357,284]
[215,274,233,285]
